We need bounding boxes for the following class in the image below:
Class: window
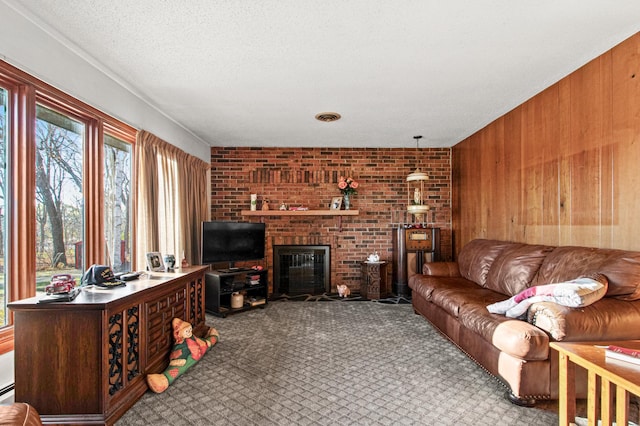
[0,87,7,327]
[35,105,85,289]
[104,134,132,273]
[0,60,136,354]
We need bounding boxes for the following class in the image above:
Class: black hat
[82,265,125,288]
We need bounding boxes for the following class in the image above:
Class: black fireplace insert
[273,245,330,296]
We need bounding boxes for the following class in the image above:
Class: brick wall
[210,147,452,294]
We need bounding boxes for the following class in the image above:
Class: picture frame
[146,252,165,272]
[330,196,343,210]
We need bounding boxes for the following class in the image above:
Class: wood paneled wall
[452,32,640,255]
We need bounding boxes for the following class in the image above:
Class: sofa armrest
[422,262,461,277]
[527,302,569,340]
[528,298,640,341]
[0,403,42,426]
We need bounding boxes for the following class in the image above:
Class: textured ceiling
[8,1,640,148]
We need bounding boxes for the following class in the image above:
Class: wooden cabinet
[360,261,389,300]
[8,266,208,425]
[391,227,440,297]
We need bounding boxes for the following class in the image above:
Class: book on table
[604,344,640,366]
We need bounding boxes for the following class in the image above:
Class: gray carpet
[116,301,561,425]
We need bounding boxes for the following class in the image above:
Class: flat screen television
[201,221,266,268]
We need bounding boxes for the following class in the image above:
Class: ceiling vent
[315,112,341,122]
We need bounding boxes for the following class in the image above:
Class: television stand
[205,269,268,317]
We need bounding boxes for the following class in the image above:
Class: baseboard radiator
[0,383,15,404]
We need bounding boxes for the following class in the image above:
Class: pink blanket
[486,276,607,318]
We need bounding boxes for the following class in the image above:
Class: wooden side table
[550,340,640,426]
[360,261,388,300]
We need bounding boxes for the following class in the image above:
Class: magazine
[604,345,640,366]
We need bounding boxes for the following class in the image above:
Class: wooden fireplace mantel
[241,209,359,216]
[241,209,359,231]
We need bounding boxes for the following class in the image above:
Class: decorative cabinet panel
[188,275,205,327]
[360,261,389,300]
[145,287,186,370]
[107,305,142,399]
[9,266,208,425]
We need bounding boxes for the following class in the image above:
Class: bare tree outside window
[35,105,84,291]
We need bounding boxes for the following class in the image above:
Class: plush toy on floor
[337,284,351,298]
[146,317,219,393]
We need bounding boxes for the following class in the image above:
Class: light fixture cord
[413,135,422,150]
[413,135,422,169]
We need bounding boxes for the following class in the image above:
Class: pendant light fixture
[407,135,429,216]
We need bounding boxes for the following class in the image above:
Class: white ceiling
[8,1,640,149]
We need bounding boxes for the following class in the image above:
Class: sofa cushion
[532,246,640,301]
[485,244,554,296]
[459,304,549,360]
[422,261,461,277]
[599,254,640,300]
[457,239,520,287]
[528,296,640,341]
[409,275,481,304]
[409,274,504,317]
[431,286,505,318]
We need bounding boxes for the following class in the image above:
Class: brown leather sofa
[0,403,42,425]
[408,239,640,405]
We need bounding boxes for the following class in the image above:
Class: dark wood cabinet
[392,227,441,297]
[8,266,208,425]
[360,261,389,300]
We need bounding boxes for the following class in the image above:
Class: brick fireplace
[209,147,453,295]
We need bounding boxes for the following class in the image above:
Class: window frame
[0,60,136,354]
[103,124,136,272]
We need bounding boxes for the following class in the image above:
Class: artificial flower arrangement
[338,176,359,195]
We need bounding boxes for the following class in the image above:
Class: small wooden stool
[0,402,43,425]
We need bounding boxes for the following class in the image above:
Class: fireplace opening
[273,245,330,296]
